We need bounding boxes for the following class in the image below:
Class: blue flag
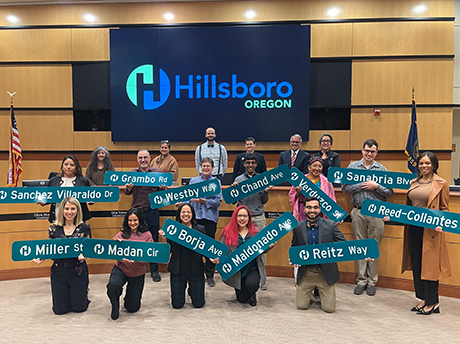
[405,100,419,173]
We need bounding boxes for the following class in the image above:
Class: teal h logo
[126,64,171,110]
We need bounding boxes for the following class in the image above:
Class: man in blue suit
[291,196,346,313]
[278,134,310,174]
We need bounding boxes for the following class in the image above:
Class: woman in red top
[106,208,153,320]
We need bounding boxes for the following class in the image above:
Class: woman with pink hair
[220,205,270,306]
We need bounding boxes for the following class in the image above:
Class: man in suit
[278,134,309,174]
[291,196,346,313]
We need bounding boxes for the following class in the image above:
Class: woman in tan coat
[402,152,451,315]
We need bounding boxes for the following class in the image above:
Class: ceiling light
[6,15,19,24]
[326,7,341,17]
[83,13,97,22]
[164,12,175,21]
[245,10,256,19]
[413,5,427,14]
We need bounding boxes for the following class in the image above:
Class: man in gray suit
[291,196,346,313]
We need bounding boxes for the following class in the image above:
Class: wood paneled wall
[0,1,456,286]
[0,1,454,182]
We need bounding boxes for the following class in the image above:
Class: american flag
[7,105,22,186]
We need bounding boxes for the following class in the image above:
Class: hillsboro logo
[126,64,294,111]
[126,64,171,110]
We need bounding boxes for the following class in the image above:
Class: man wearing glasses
[278,134,310,174]
[342,139,394,296]
[232,153,271,290]
[291,196,346,313]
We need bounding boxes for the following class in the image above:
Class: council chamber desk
[1,186,459,298]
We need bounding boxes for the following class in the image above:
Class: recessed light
[245,10,256,19]
[83,13,97,22]
[6,15,19,24]
[413,5,427,14]
[164,12,175,21]
[327,7,341,17]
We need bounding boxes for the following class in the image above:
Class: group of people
[31,131,451,318]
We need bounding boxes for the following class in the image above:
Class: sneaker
[260,284,267,291]
[248,294,257,306]
[354,284,366,295]
[207,278,216,287]
[366,285,376,296]
[151,272,161,282]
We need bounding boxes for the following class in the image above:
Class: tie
[307,221,318,228]
[208,144,214,148]
[291,151,296,167]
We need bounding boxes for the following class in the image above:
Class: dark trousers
[50,261,89,315]
[214,174,224,183]
[197,218,217,279]
[409,226,439,305]
[107,265,145,313]
[235,269,260,304]
[143,208,159,273]
[170,273,205,309]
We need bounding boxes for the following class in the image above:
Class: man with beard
[195,127,228,183]
[125,149,162,283]
[291,196,346,313]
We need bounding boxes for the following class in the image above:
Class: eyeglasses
[290,141,301,144]
[305,206,320,210]
[237,214,249,218]
[320,140,331,143]
[363,149,377,154]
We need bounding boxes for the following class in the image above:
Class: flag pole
[7,91,16,104]
[412,87,415,101]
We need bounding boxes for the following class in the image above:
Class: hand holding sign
[223,165,290,204]
[289,239,380,265]
[161,219,229,260]
[361,199,459,235]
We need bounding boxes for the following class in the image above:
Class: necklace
[64,225,75,235]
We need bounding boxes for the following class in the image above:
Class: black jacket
[167,223,206,275]
[311,150,340,178]
[47,175,92,223]
[291,217,346,285]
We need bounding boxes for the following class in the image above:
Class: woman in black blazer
[159,203,207,309]
[311,133,341,178]
[46,155,92,223]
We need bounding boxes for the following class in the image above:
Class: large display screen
[110,25,310,142]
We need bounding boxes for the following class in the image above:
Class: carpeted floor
[1,273,459,344]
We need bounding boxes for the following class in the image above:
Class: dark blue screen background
[110,25,310,142]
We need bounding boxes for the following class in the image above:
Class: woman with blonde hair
[33,197,91,315]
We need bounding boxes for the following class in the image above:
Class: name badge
[161,218,229,259]
[104,171,173,187]
[289,239,380,265]
[216,212,298,280]
[149,179,221,209]
[82,238,171,263]
[328,167,416,190]
[289,167,347,222]
[223,164,290,204]
[361,199,460,235]
[12,238,86,261]
[0,186,119,204]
